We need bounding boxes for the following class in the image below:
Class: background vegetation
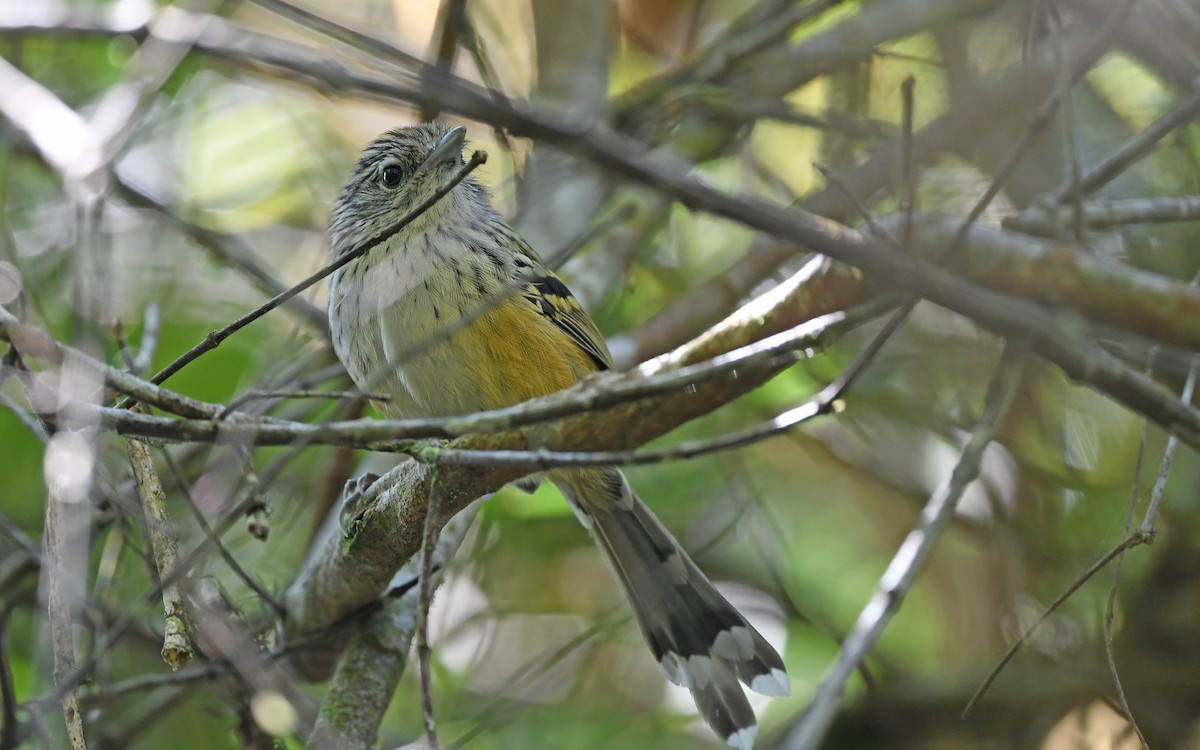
[1,0,1199,748]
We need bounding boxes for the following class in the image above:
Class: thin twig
[899,75,916,238]
[1104,408,1151,750]
[113,319,138,373]
[163,453,287,618]
[962,530,1149,717]
[1140,360,1198,535]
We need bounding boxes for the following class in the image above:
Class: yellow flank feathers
[469,296,599,410]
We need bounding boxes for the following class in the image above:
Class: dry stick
[112,320,138,373]
[85,660,228,701]
[126,437,194,669]
[784,343,1028,750]
[899,75,916,239]
[132,303,161,375]
[123,150,488,400]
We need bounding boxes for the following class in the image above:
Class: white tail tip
[750,667,791,697]
[726,724,758,750]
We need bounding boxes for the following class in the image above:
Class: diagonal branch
[782,343,1029,750]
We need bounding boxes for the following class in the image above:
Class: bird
[327,121,789,749]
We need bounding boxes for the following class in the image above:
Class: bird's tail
[554,468,789,750]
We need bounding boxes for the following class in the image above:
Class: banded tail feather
[554,467,789,750]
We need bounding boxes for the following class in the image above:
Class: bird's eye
[380,164,404,188]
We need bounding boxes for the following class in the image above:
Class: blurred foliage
[2,1,1200,749]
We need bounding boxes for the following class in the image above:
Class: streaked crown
[329,121,489,256]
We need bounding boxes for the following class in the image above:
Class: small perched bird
[328,122,788,749]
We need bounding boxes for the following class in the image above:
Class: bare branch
[126,436,194,669]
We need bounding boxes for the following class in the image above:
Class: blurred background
[1,0,1199,748]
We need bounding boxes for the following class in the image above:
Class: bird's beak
[418,125,467,172]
